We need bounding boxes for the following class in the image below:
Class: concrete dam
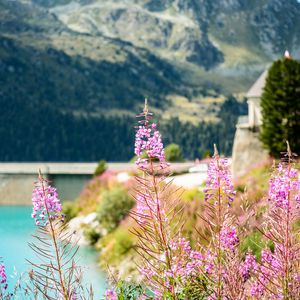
[0,163,134,205]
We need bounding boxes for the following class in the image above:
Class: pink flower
[268,163,300,209]
[105,289,117,300]
[220,226,239,252]
[70,290,77,300]
[134,123,165,168]
[32,179,63,225]
[239,253,257,281]
[204,251,215,275]
[250,248,283,297]
[135,193,156,223]
[204,155,236,205]
[0,263,7,290]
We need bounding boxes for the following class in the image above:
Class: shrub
[97,187,135,232]
[62,201,79,222]
[165,143,183,162]
[98,228,135,267]
[84,227,101,246]
[182,188,204,202]
[94,160,107,177]
[114,229,134,256]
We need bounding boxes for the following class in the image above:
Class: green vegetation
[0,96,246,161]
[112,281,144,300]
[97,228,135,266]
[240,230,274,260]
[165,143,183,162]
[62,201,79,222]
[163,97,247,158]
[94,160,107,177]
[97,187,135,232]
[113,229,134,257]
[260,57,300,157]
[84,227,101,246]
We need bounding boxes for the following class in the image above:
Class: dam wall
[0,163,98,205]
[0,162,194,205]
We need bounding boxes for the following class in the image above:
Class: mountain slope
[45,0,300,68]
[0,0,300,161]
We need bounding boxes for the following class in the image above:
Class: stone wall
[232,127,269,178]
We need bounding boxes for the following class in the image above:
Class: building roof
[246,69,268,98]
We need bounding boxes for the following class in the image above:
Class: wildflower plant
[28,171,93,300]
[198,145,253,300]
[130,100,201,299]
[250,143,300,299]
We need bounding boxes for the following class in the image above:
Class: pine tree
[260,56,300,157]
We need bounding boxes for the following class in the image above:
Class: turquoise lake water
[0,206,106,299]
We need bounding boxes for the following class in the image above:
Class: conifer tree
[260,55,300,157]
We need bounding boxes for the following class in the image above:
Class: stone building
[231,70,269,178]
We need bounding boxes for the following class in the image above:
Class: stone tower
[231,70,269,178]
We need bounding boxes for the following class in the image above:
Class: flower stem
[217,157,222,300]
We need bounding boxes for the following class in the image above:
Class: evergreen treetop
[260,56,300,157]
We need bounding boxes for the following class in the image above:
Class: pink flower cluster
[136,193,156,223]
[140,236,203,296]
[250,248,281,298]
[220,226,239,252]
[239,253,257,281]
[204,157,236,204]
[203,250,215,275]
[105,289,117,300]
[0,263,7,290]
[268,163,300,209]
[134,123,165,168]
[32,184,63,225]
[168,237,203,280]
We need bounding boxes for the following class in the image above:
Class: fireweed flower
[250,249,282,298]
[105,289,117,300]
[251,147,300,300]
[134,102,166,169]
[140,236,203,288]
[220,225,239,252]
[204,147,236,205]
[134,124,166,168]
[32,176,63,225]
[201,146,253,299]
[0,263,7,288]
[133,102,199,298]
[268,163,300,209]
[239,253,257,282]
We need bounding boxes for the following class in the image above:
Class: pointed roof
[246,69,268,99]
[284,50,291,59]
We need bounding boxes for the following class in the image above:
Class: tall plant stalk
[28,172,91,300]
[39,173,68,300]
[250,142,300,299]
[131,101,201,299]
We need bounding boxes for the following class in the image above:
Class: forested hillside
[0,0,299,161]
[0,97,246,161]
